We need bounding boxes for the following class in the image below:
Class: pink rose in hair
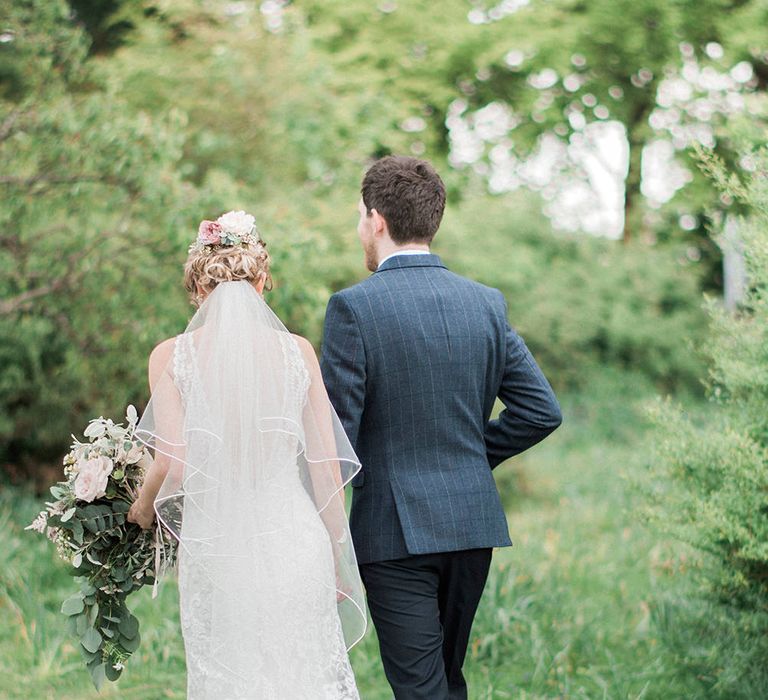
[198,220,222,246]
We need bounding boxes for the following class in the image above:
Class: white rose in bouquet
[74,456,113,502]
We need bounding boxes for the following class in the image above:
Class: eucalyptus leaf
[118,614,139,640]
[90,662,107,691]
[88,602,100,626]
[119,633,140,653]
[76,613,89,636]
[80,645,99,662]
[61,595,85,616]
[105,663,122,682]
[81,627,102,654]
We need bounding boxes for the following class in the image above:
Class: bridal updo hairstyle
[184,241,272,305]
[361,155,446,244]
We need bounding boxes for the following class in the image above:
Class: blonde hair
[184,242,273,304]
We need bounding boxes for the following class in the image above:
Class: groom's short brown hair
[361,155,446,244]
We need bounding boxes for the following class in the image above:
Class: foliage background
[1,0,767,697]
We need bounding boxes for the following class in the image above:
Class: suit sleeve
[485,296,562,469]
[320,292,366,451]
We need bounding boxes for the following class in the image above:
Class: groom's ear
[370,208,389,237]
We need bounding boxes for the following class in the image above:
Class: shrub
[645,147,768,696]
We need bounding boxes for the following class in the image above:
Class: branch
[0,174,133,189]
[0,280,69,315]
[0,193,141,316]
[0,105,27,143]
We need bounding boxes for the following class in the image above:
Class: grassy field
[0,376,707,699]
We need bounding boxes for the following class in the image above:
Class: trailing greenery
[645,147,768,696]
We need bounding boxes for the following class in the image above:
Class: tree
[446,0,767,242]
[0,0,192,477]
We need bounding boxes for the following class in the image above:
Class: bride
[127,211,366,699]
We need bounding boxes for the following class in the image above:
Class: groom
[320,155,562,700]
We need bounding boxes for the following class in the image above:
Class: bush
[645,147,768,696]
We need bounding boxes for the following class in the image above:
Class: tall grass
[1,375,711,698]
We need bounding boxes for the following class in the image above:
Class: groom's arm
[485,307,562,469]
[320,292,366,450]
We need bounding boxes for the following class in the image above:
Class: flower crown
[189,210,263,253]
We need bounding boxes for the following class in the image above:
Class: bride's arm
[128,338,176,529]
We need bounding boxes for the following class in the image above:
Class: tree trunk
[622,84,661,244]
[621,128,644,244]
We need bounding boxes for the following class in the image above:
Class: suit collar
[375,253,447,273]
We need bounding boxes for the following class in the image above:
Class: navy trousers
[359,548,493,700]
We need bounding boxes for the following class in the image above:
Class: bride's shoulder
[147,336,178,389]
[290,333,319,366]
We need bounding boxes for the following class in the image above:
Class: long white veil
[135,281,366,653]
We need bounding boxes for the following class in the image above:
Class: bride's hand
[127,498,155,529]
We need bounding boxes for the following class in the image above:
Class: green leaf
[60,507,76,523]
[80,645,100,662]
[76,613,89,636]
[71,519,84,543]
[90,662,107,691]
[88,602,100,626]
[61,595,85,616]
[118,614,139,640]
[105,663,123,682]
[100,626,115,639]
[119,633,140,653]
[81,627,103,654]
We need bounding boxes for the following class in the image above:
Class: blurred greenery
[644,146,768,696]
[1,0,767,696]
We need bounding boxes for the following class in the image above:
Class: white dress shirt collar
[377,250,431,270]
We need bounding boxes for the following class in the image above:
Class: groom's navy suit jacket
[320,254,562,565]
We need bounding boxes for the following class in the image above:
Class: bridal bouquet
[27,405,178,689]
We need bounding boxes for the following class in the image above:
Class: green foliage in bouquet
[27,406,177,689]
[645,145,768,695]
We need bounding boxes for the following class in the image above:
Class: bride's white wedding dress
[137,282,365,700]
